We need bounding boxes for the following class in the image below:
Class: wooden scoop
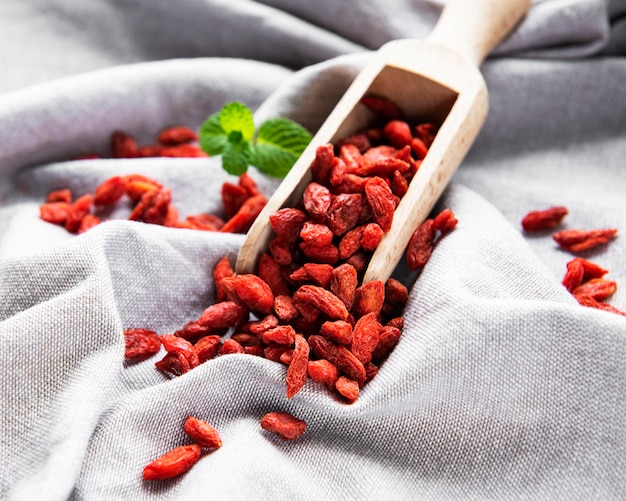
[237,0,531,282]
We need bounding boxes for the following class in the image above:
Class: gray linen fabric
[1,0,626,499]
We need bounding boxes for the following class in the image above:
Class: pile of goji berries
[124,97,462,480]
[521,206,623,315]
[40,125,267,235]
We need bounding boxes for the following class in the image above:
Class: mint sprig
[199,102,312,178]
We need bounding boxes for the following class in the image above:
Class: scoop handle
[428,0,531,67]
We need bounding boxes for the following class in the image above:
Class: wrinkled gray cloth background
[1,1,626,500]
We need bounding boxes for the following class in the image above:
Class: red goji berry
[46,188,72,204]
[293,285,349,321]
[260,411,306,440]
[308,335,366,386]
[220,274,275,316]
[383,120,413,149]
[326,193,362,236]
[221,182,249,219]
[194,335,223,363]
[353,280,385,318]
[157,126,198,145]
[360,95,404,120]
[40,202,71,226]
[320,320,353,345]
[93,176,126,206]
[143,444,202,481]
[273,295,299,322]
[562,258,585,292]
[335,376,359,404]
[183,416,222,449]
[220,194,267,234]
[521,206,568,232]
[269,208,308,244]
[286,334,310,399]
[350,312,382,365]
[574,294,626,316]
[258,253,291,297]
[330,263,358,311]
[406,218,436,270]
[553,228,618,253]
[303,182,332,221]
[364,177,395,233]
[160,334,199,369]
[197,301,249,330]
[111,131,138,158]
[572,278,617,302]
[124,328,161,361]
[307,359,339,389]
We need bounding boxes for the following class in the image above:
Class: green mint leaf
[253,117,313,178]
[220,102,255,141]
[198,112,228,156]
[222,139,253,176]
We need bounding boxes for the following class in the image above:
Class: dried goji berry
[129,187,172,226]
[320,320,353,345]
[330,263,358,311]
[238,172,260,197]
[308,335,366,386]
[335,376,359,404]
[183,416,222,449]
[261,325,297,345]
[269,208,308,244]
[143,444,202,481]
[350,312,382,364]
[77,214,101,234]
[521,206,568,232]
[220,194,267,234]
[157,126,199,145]
[123,174,162,203]
[286,334,310,399]
[574,294,626,316]
[160,334,199,369]
[414,123,438,148]
[194,335,223,363]
[572,278,617,302]
[221,274,275,316]
[307,359,339,389]
[406,218,435,270]
[326,193,362,236]
[361,223,384,251]
[338,226,365,260]
[383,120,413,149]
[124,328,161,361]
[562,258,585,292]
[111,131,138,158]
[553,228,618,253]
[360,95,404,120]
[155,352,190,377]
[353,280,385,318]
[300,221,334,247]
[433,208,458,234]
[221,182,249,219]
[197,301,249,330]
[220,338,245,355]
[575,257,608,282]
[364,177,395,232]
[299,241,339,265]
[65,193,93,233]
[303,182,331,221]
[273,294,299,322]
[40,201,71,226]
[93,176,126,206]
[293,285,349,321]
[310,144,335,185]
[46,188,72,204]
[258,253,291,297]
[371,325,402,362]
[260,411,306,440]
